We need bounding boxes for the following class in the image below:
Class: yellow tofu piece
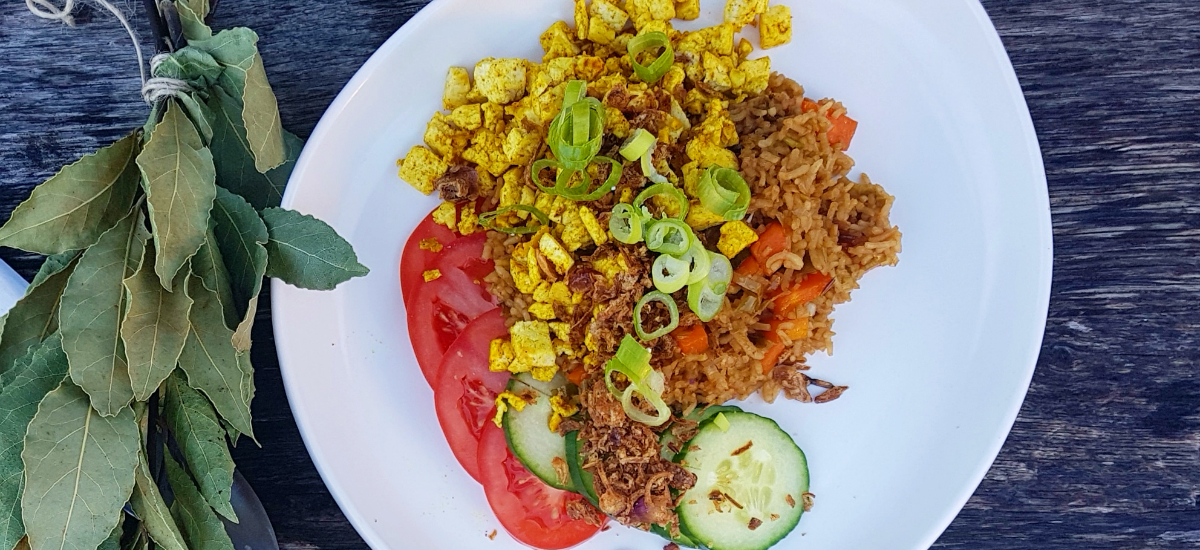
[687,139,739,169]
[481,102,506,133]
[491,390,529,427]
[587,0,629,45]
[686,201,728,230]
[718,220,759,257]
[478,170,498,197]
[548,394,579,432]
[443,67,472,110]
[578,206,608,246]
[591,249,630,280]
[431,201,457,230]
[504,126,542,167]
[548,281,573,305]
[700,51,735,92]
[676,23,735,58]
[474,58,528,105]
[548,322,572,343]
[605,107,631,139]
[511,321,556,368]
[681,161,701,197]
[418,238,443,252]
[736,37,754,60]
[759,4,792,49]
[448,104,482,131]
[574,0,589,40]
[529,303,557,320]
[538,233,575,274]
[512,241,543,294]
[462,130,511,176]
[489,339,515,372]
[558,206,591,252]
[529,57,577,97]
[724,0,766,28]
[626,0,675,29]
[575,56,607,81]
[424,112,469,158]
[540,20,581,60]
[638,19,675,37]
[499,168,523,208]
[397,145,447,194]
[675,0,700,20]
[531,365,558,382]
[458,202,479,235]
[661,65,686,96]
[732,56,771,95]
[422,269,441,282]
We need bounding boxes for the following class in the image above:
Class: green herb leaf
[191,234,237,328]
[61,209,148,416]
[0,335,69,550]
[162,372,236,521]
[120,246,193,401]
[210,187,267,353]
[175,0,212,42]
[190,28,285,173]
[177,274,255,440]
[0,252,77,379]
[163,454,235,550]
[130,450,188,550]
[0,133,139,255]
[262,208,368,290]
[153,48,221,91]
[207,86,301,210]
[177,94,215,144]
[139,100,217,291]
[21,379,139,550]
[97,522,122,550]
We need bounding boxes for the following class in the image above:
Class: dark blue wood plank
[1,1,1197,549]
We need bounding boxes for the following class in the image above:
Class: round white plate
[272,0,1051,548]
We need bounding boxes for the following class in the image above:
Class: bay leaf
[177,274,254,440]
[120,246,193,401]
[177,93,214,144]
[261,208,369,290]
[138,100,217,291]
[207,86,301,210]
[175,2,213,46]
[152,48,220,91]
[61,210,148,416]
[0,133,138,255]
[210,187,267,352]
[0,335,69,550]
[163,455,234,550]
[191,234,237,328]
[96,522,122,550]
[189,28,284,173]
[0,252,78,378]
[20,379,139,550]
[162,372,236,521]
[130,450,188,550]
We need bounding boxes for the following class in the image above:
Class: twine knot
[143,53,195,104]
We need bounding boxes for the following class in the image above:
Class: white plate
[272,0,1051,548]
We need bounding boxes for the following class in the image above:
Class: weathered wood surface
[1,0,1198,548]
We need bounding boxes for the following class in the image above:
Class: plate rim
[271,0,1053,548]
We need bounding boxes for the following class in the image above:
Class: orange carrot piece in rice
[772,272,833,315]
[735,255,764,277]
[801,98,857,149]
[566,366,585,386]
[750,222,788,266]
[672,324,709,355]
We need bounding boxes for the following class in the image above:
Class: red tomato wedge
[478,424,603,549]
[399,214,493,308]
[434,309,511,482]
[407,264,496,386]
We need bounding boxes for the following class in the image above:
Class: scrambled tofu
[578,206,608,245]
[731,56,771,95]
[759,4,792,49]
[418,238,442,252]
[548,394,579,432]
[422,269,441,282]
[686,201,727,230]
[491,390,530,427]
[448,104,482,131]
[431,201,457,229]
[512,320,557,367]
[724,0,766,28]
[540,20,580,60]
[538,232,575,274]
[443,67,472,110]
[458,202,479,235]
[718,220,759,257]
[687,99,740,169]
[626,0,675,29]
[397,145,447,194]
[474,58,529,104]
[424,112,470,159]
[588,0,629,45]
[675,0,700,20]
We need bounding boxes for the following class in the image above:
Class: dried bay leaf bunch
[0,2,367,550]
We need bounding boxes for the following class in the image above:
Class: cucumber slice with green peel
[651,523,698,548]
[675,411,809,550]
[659,404,744,460]
[565,430,598,505]
[502,375,574,490]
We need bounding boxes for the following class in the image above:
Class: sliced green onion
[713,412,731,432]
[678,237,712,284]
[615,334,651,370]
[705,251,733,294]
[633,182,689,220]
[687,279,725,322]
[619,128,657,161]
[562,79,586,110]
[610,203,644,244]
[534,157,621,201]
[604,335,651,398]
[641,151,669,184]
[652,254,690,293]
[634,290,680,340]
[698,166,752,221]
[548,87,606,171]
[572,156,622,201]
[478,205,551,235]
[531,158,560,192]
[645,218,691,255]
[627,31,674,84]
[621,370,671,426]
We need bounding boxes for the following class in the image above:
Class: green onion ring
[652,254,690,293]
[633,182,689,220]
[621,373,671,426]
[562,79,586,110]
[687,279,725,322]
[705,250,733,294]
[634,290,680,340]
[640,151,669,184]
[645,218,692,255]
[478,205,551,235]
[531,158,561,192]
[619,128,657,161]
[678,236,712,284]
[610,203,644,244]
[627,31,674,84]
[698,165,752,221]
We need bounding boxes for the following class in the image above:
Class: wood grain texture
[1,0,1198,549]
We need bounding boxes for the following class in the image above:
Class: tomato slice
[434,309,511,482]
[478,424,603,549]
[407,264,497,385]
[400,213,459,306]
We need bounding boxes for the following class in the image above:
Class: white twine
[26,0,193,104]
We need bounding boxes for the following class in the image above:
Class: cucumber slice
[502,374,573,490]
[675,411,809,550]
[660,404,744,460]
[565,431,598,505]
[651,523,698,548]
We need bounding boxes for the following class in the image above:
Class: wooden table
[2,1,1197,548]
